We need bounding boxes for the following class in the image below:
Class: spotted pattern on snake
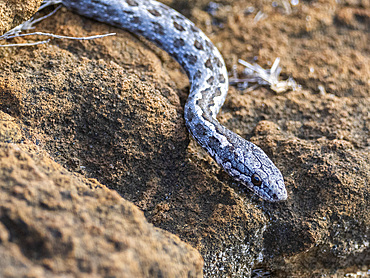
[62,0,288,202]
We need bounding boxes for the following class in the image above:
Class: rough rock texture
[0,113,203,277]
[0,0,43,35]
[0,0,369,277]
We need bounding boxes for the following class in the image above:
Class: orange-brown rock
[0,0,43,35]
[0,0,369,277]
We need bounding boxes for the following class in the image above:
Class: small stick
[0,0,116,47]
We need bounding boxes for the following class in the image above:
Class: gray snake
[62,0,288,202]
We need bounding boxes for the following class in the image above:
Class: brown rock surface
[0,114,203,277]
[0,0,43,35]
[0,0,369,277]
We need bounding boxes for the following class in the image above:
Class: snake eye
[251,174,262,187]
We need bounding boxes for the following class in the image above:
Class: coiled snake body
[62,0,288,202]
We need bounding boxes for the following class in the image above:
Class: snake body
[62,0,287,202]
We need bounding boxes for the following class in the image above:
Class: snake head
[246,167,287,202]
[221,139,288,202]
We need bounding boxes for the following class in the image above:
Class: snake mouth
[255,190,282,202]
[249,180,287,202]
[234,173,287,202]
[262,187,288,202]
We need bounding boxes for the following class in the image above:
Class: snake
[61,0,288,202]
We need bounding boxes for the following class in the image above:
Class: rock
[0,0,43,35]
[0,0,369,277]
[0,115,203,277]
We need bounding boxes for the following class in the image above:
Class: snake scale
[62,0,288,202]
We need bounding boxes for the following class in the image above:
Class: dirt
[0,0,369,277]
